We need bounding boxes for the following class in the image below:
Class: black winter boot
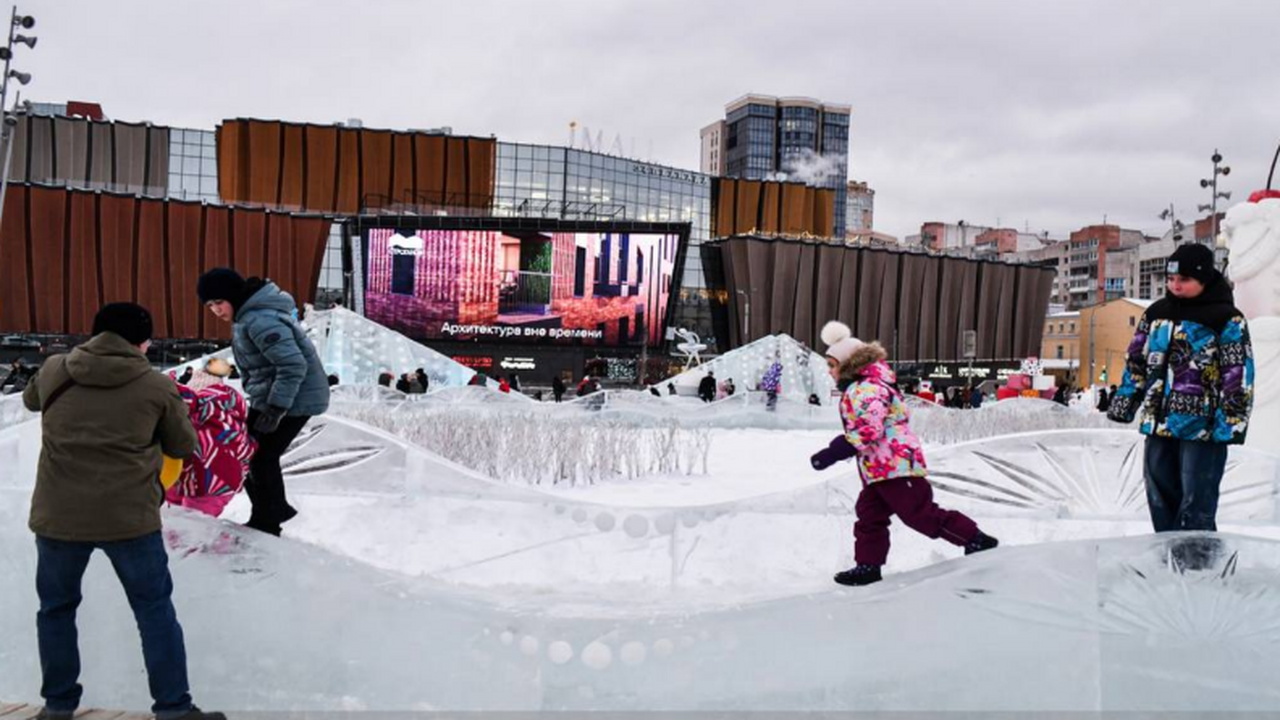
[168,707,227,720]
[834,564,882,586]
[965,531,999,555]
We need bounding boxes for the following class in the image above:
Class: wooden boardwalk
[0,703,151,720]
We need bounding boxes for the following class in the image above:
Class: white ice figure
[1224,198,1280,450]
[658,333,835,404]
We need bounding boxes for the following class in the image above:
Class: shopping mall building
[0,106,1053,385]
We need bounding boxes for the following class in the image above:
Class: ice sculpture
[6,399,1280,710]
[657,333,835,404]
[903,396,1134,444]
[304,305,486,388]
[1224,197,1280,449]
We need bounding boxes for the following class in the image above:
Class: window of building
[1057,346,1064,359]
[1069,322,1075,333]
[1129,315,1136,327]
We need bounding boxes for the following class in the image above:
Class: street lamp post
[1198,150,1231,251]
[0,6,36,236]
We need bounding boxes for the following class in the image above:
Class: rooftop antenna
[568,121,577,149]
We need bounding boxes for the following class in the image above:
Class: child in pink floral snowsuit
[811,321,998,586]
[168,359,257,518]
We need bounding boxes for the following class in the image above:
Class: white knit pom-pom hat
[820,321,863,364]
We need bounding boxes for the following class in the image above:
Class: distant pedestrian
[551,375,566,402]
[698,371,717,403]
[414,368,430,394]
[395,373,412,394]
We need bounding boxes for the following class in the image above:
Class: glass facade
[491,141,719,349]
[721,100,850,236]
[166,128,219,202]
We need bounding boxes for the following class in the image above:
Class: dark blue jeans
[35,531,192,718]
[1143,435,1229,532]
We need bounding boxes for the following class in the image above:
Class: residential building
[1077,297,1152,388]
[711,94,851,236]
[1064,225,1145,309]
[845,180,874,234]
[1040,309,1080,384]
[699,120,726,176]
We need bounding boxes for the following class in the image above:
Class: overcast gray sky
[20,0,1280,240]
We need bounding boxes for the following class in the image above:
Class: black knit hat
[92,302,153,345]
[1166,243,1219,286]
[197,267,247,304]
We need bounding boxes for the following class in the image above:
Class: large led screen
[362,227,683,347]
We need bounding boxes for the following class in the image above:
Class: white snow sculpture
[1224,198,1280,450]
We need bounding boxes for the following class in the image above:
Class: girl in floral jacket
[168,358,257,518]
[811,321,998,586]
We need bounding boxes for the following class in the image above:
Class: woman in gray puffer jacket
[198,268,330,536]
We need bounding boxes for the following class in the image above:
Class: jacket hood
[235,280,298,320]
[857,359,897,385]
[64,332,154,388]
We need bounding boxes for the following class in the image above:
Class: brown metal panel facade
[781,184,807,234]
[335,127,361,214]
[728,239,753,346]
[855,249,882,342]
[466,138,496,208]
[975,262,1001,360]
[735,180,761,235]
[303,125,338,211]
[896,254,927,362]
[246,120,282,206]
[793,244,816,348]
[745,240,773,342]
[67,192,100,335]
[771,241,802,337]
[88,122,113,191]
[917,259,939,361]
[52,118,84,186]
[235,210,268,280]
[216,121,245,202]
[416,134,447,204]
[113,123,148,196]
[98,193,137,305]
[444,137,468,203]
[7,115,30,183]
[390,133,416,208]
[29,186,68,333]
[26,116,54,184]
[813,245,845,341]
[836,248,860,333]
[760,182,781,234]
[876,252,901,345]
[135,200,168,336]
[936,258,965,362]
[202,206,232,341]
[144,127,170,197]
[266,213,295,299]
[713,179,736,238]
[360,130,394,210]
[0,186,32,331]
[166,203,203,339]
[994,264,1018,360]
[279,124,306,210]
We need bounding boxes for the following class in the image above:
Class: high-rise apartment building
[705,94,851,237]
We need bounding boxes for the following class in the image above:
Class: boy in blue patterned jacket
[1107,243,1254,534]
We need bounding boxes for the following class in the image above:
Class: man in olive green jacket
[23,303,223,720]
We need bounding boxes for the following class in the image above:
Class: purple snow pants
[853,476,979,566]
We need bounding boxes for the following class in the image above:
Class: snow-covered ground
[3,399,1280,711]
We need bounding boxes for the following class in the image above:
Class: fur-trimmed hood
[837,341,890,384]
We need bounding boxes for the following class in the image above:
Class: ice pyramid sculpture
[304,305,486,389]
[659,333,835,404]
